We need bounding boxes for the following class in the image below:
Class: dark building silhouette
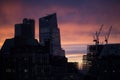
[0,13,80,80]
[15,18,35,39]
[82,44,104,73]
[83,44,120,80]
[39,13,65,56]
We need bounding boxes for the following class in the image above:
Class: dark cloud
[22,0,85,7]
[62,44,87,54]
[1,0,120,25]
[0,0,120,46]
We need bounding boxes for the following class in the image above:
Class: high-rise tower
[39,13,65,56]
[14,18,38,46]
[15,18,35,39]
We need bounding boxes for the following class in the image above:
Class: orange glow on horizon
[0,23,120,48]
[65,53,85,69]
[0,26,14,48]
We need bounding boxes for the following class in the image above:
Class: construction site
[82,25,120,80]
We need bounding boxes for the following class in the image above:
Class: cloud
[62,44,87,54]
[0,0,120,48]
[0,27,14,48]
[0,1,23,27]
[1,0,120,25]
[65,53,85,68]
[65,53,85,58]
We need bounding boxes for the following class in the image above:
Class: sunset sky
[0,0,120,66]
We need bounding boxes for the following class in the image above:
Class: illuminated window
[6,68,12,72]
[104,70,107,72]
[112,70,115,72]
[24,69,28,72]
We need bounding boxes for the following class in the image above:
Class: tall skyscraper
[15,18,35,39]
[39,13,65,56]
[14,18,38,46]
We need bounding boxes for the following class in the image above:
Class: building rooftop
[100,43,120,56]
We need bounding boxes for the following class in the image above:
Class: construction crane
[93,24,103,45]
[105,26,112,44]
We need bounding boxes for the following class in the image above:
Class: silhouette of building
[15,18,35,39]
[83,44,120,80]
[0,18,48,80]
[82,44,104,73]
[0,13,80,80]
[39,13,65,56]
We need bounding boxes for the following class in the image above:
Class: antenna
[105,26,112,44]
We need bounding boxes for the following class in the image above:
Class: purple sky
[0,0,120,64]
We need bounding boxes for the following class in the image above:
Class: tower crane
[93,24,103,45]
[105,26,112,44]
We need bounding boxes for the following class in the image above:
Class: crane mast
[105,26,112,44]
[93,25,103,45]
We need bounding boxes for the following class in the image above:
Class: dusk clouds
[0,0,120,66]
[0,0,120,49]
